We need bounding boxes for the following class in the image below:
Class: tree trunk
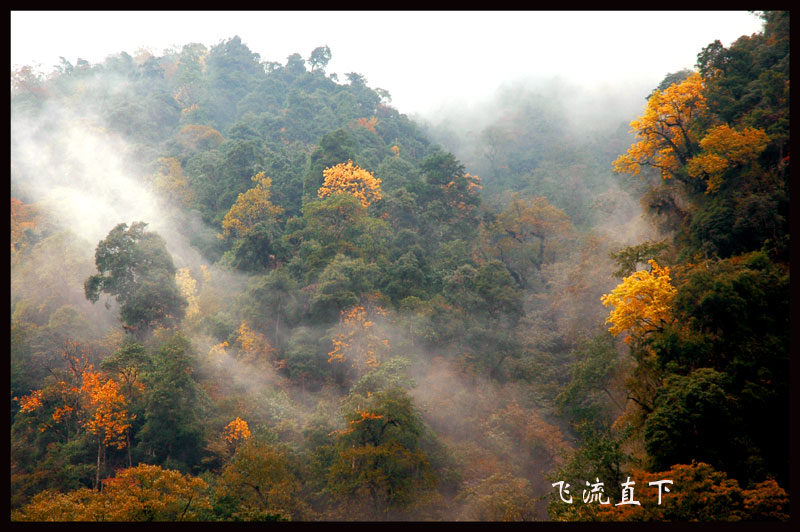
[95,441,102,491]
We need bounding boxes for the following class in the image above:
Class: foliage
[612,72,707,182]
[687,124,769,193]
[84,222,187,339]
[327,386,437,519]
[9,17,789,521]
[216,437,307,520]
[317,159,383,207]
[12,464,212,521]
[591,462,789,522]
[601,260,676,342]
[219,171,284,240]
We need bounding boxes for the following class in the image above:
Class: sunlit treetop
[601,259,677,342]
[686,124,770,193]
[220,172,284,240]
[224,417,251,443]
[318,160,382,208]
[613,72,707,181]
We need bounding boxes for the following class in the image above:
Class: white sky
[11,10,764,116]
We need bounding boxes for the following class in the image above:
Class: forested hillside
[10,12,789,521]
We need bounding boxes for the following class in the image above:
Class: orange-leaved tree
[15,344,134,490]
[12,464,212,521]
[592,462,789,522]
[317,160,382,207]
[224,417,252,445]
[613,72,707,183]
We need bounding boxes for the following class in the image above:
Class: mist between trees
[10,13,790,521]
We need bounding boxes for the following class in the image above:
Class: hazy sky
[11,10,764,116]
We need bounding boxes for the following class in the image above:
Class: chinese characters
[552,477,673,506]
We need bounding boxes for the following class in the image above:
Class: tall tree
[84,222,187,340]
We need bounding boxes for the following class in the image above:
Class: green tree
[137,333,204,471]
[84,222,187,340]
[327,386,436,519]
[308,45,332,73]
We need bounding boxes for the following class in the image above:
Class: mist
[10,61,650,519]
[13,17,782,520]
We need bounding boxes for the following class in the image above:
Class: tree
[686,124,769,193]
[294,194,390,271]
[609,240,669,279]
[151,157,193,207]
[10,197,41,257]
[223,417,251,444]
[176,124,225,151]
[137,333,204,470]
[556,332,625,426]
[220,172,284,240]
[601,260,677,343]
[310,255,379,323]
[489,194,573,287]
[613,72,707,184]
[241,267,300,347]
[84,222,187,340]
[81,370,132,490]
[302,129,357,203]
[327,304,391,378]
[15,345,133,490]
[308,45,332,73]
[317,159,383,207]
[644,368,745,478]
[591,462,789,522]
[100,340,150,467]
[421,151,465,187]
[458,473,538,521]
[216,438,308,520]
[327,386,436,519]
[12,464,212,521]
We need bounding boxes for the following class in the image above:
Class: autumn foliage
[15,347,133,447]
[592,462,789,522]
[601,260,676,342]
[12,464,211,521]
[220,172,284,240]
[224,417,252,443]
[687,124,770,193]
[613,72,707,181]
[317,160,382,207]
[328,304,390,374]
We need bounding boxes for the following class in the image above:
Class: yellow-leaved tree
[613,72,707,182]
[328,304,390,375]
[687,124,770,193]
[317,160,382,207]
[152,157,193,207]
[601,259,677,343]
[219,172,284,240]
[233,320,275,366]
[175,267,200,322]
[12,464,212,521]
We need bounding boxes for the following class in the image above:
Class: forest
[10,11,789,521]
